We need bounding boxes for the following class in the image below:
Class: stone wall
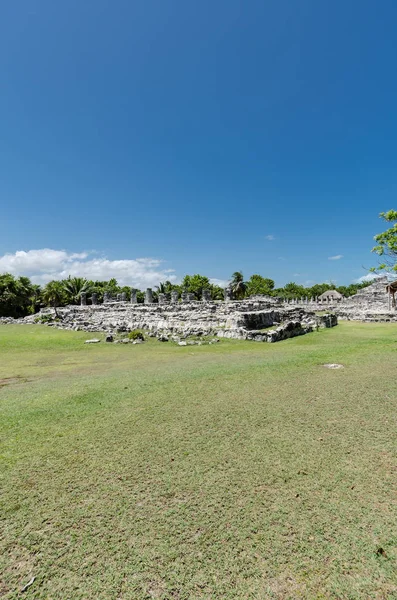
[4,298,338,343]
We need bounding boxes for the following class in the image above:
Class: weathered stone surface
[2,296,338,344]
[130,288,137,304]
[81,292,87,306]
[171,290,179,303]
[121,292,127,302]
[145,288,153,304]
[91,293,98,305]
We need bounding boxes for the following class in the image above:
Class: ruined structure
[335,276,397,321]
[4,293,337,343]
[6,278,396,341]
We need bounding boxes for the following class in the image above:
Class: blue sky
[1,0,397,287]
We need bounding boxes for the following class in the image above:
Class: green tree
[371,210,397,272]
[181,274,211,299]
[246,275,275,297]
[209,284,224,300]
[42,281,65,317]
[230,271,247,299]
[282,282,306,299]
[63,277,91,304]
[0,274,37,318]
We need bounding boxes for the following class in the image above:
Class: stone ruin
[5,277,395,342]
[3,288,337,344]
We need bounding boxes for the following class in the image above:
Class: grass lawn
[1,322,397,599]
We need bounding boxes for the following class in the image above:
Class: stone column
[130,288,137,304]
[145,288,153,304]
[121,292,127,302]
[171,290,179,303]
[202,289,211,302]
[158,293,167,304]
[224,287,233,302]
[188,293,196,302]
[117,293,122,302]
[103,292,109,303]
[181,292,188,303]
[91,292,98,305]
[80,292,87,306]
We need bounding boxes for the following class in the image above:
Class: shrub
[34,314,60,324]
[128,330,145,341]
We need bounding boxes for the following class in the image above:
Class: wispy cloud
[353,273,385,284]
[328,254,343,261]
[265,234,275,241]
[209,278,229,288]
[0,248,178,288]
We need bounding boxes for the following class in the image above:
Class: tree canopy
[371,210,397,273]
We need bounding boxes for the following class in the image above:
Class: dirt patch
[0,376,27,387]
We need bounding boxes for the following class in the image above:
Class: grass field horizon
[1,323,397,599]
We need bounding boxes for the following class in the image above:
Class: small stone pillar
[145,288,153,304]
[158,293,167,304]
[171,290,179,303]
[224,287,233,302]
[80,292,87,306]
[188,293,196,302]
[121,292,127,302]
[117,293,122,302]
[91,292,98,305]
[181,292,189,303]
[103,292,109,303]
[202,289,211,302]
[130,288,137,304]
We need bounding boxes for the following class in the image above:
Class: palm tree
[42,281,65,317]
[230,271,247,299]
[63,277,90,305]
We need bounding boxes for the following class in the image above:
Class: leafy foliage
[246,275,275,297]
[371,210,397,272]
[128,330,145,341]
[63,277,91,304]
[42,281,66,316]
[230,271,247,299]
[0,273,37,318]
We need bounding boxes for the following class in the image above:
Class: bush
[34,314,60,324]
[128,330,145,341]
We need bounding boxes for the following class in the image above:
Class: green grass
[1,323,397,599]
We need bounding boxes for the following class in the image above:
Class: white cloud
[0,248,178,288]
[353,273,386,284]
[209,278,228,288]
[328,254,343,260]
[265,234,275,241]
[293,273,301,277]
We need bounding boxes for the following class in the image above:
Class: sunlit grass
[1,323,397,598]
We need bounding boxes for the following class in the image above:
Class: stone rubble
[0,297,337,343]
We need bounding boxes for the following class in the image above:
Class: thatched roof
[318,290,344,300]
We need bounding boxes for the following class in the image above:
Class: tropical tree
[246,275,275,297]
[282,282,306,299]
[63,277,91,304]
[0,274,37,318]
[209,284,224,300]
[371,210,397,273]
[42,281,65,317]
[181,274,211,299]
[230,271,247,299]
[155,281,177,296]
